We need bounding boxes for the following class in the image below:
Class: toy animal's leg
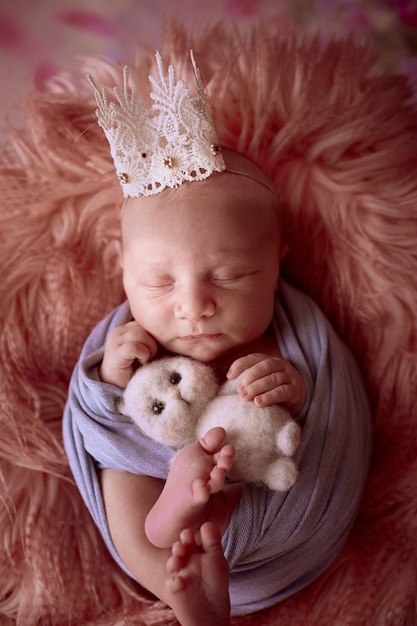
[277,422,301,456]
[265,458,298,492]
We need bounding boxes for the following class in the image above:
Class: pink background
[1,0,417,133]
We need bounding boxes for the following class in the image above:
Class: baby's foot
[165,522,231,626]
[145,427,234,548]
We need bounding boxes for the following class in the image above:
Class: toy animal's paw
[277,422,301,457]
[265,458,298,491]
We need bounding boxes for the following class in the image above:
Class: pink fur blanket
[1,23,416,626]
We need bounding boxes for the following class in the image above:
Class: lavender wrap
[63,280,371,615]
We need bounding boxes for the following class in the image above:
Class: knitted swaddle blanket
[63,279,371,615]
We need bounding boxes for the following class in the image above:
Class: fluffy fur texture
[120,355,300,490]
[1,22,416,626]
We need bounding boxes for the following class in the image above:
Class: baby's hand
[227,353,306,415]
[99,321,158,389]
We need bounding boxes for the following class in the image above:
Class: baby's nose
[174,281,215,321]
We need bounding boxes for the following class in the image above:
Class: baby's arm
[227,353,306,415]
[99,320,158,388]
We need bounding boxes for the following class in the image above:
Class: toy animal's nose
[171,389,182,400]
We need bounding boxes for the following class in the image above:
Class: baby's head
[89,53,284,362]
[120,148,283,363]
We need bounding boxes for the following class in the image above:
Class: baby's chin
[163,336,233,365]
[163,338,250,379]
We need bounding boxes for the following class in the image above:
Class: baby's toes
[167,552,183,576]
[199,427,227,454]
[191,477,211,505]
[207,465,228,493]
[216,444,235,473]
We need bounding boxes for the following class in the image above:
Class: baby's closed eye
[212,269,258,286]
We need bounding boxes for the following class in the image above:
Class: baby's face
[121,174,281,364]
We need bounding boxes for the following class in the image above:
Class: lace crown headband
[87,52,276,199]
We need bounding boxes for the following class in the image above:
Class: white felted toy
[120,355,301,491]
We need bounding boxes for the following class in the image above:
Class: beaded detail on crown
[87,51,226,198]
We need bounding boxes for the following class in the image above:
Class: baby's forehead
[123,176,277,231]
[121,150,281,248]
[126,162,277,213]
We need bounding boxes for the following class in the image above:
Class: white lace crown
[87,51,226,198]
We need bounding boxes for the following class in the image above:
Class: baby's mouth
[179,333,222,342]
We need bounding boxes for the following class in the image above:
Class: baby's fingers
[251,384,295,408]
[227,353,272,379]
[238,372,289,402]
[118,321,159,363]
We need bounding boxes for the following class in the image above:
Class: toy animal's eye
[170,371,182,385]
[152,401,165,415]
